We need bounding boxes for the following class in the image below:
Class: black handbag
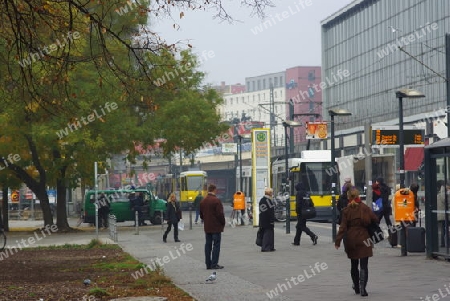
[256,227,263,246]
[367,221,384,244]
[301,196,317,219]
[301,207,317,219]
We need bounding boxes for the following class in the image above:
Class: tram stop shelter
[424,138,450,260]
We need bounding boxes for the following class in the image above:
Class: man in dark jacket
[97,193,110,229]
[193,191,203,224]
[292,182,318,246]
[259,187,276,252]
[200,184,225,270]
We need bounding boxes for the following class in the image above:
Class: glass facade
[321,0,449,130]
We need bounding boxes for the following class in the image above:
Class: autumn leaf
[180,11,184,19]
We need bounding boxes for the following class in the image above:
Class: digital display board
[373,129,424,145]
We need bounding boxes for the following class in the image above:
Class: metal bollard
[95,203,99,240]
[135,211,139,235]
[189,206,193,230]
[161,210,164,233]
[109,214,118,242]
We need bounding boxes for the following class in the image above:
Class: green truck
[83,188,167,225]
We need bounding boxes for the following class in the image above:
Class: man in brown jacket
[200,184,226,270]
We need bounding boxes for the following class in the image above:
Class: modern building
[285,66,323,145]
[321,0,450,258]
[321,0,449,171]
[219,71,287,146]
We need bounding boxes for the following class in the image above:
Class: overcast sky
[152,0,355,86]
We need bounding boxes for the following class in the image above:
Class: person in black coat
[292,182,318,246]
[163,193,182,243]
[259,187,276,252]
[97,193,110,228]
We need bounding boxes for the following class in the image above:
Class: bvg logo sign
[256,132,266,142]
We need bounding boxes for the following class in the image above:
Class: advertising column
[251,128,271,227]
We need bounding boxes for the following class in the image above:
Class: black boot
[163,233,167,243]
[359,270,368,297]
[351,269,360,294]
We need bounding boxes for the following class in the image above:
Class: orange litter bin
[394,188,416,222]
[233,191,246,210]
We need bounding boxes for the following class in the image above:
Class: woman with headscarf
[335,187,379,297]
[259,187,276,252]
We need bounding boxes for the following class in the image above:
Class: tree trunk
[1,187,8,232]
[56,178,70,231]
[35,188,54,228]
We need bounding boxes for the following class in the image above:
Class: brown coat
[335,201,379,259]
[200,193,225,233]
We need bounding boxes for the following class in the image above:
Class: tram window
[300,162,332,195]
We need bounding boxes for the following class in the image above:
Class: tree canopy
[0,0,270,229]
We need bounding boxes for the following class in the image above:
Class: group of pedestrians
[159,177,417,299]
[162,184,226,270]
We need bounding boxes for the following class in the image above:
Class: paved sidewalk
[5,219,450,301]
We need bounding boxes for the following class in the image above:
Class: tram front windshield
[299,162,333,195]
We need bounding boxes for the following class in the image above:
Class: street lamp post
[238,134,251,191]
[282,120,301,234]
[396,88,425,256]
[329,109,352,243]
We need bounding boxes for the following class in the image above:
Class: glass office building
[321,0,450,258]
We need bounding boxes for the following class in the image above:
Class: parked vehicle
[83,188,167,225]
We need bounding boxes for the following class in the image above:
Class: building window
[263,79,266,89]
[230,98,233,105]
[257,80,261,90]
[308,70,316,81]
[308,86,315,98]
[274,77,278,87]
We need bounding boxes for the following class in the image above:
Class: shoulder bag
[367,221,384,244]
[301,196,317,220]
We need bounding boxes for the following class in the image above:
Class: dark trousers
[195,209,200,223]
[205,233,221,268]
[261,227,274,251]
[377,209,393,233]
[293,218,315,244]
[98,207,109,228]
[164,222,179,240]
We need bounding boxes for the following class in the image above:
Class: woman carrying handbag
[163,193,182,243]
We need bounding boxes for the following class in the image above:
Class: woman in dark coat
[163,193,182,243]
[335,187,379,297]
[259,187,275,252]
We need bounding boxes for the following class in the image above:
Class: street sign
[372,129,424,145]
[306,122,328,139]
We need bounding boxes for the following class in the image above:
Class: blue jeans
[195,209,200,223]
[205,233,221,268]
